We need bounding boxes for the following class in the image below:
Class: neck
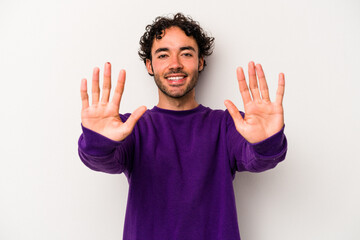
[157,89,199,111]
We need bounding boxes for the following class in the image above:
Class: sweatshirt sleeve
[226,111,288,173]
[78,124,135,174]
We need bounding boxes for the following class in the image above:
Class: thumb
[224,100,244,130]
[122,106,147,135]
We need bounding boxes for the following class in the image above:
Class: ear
[146,59,154,76]
[198,57,204,72]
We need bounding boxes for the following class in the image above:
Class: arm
[225,62,287,172]
[227,115,287,172]
[78,62,146,173]
[78,117,135,174]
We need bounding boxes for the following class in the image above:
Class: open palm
[81,62,146,142]
[225,62,285,143]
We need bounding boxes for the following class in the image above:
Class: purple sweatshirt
[78,105,287,240]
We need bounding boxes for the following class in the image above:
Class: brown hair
[138,13,215,71]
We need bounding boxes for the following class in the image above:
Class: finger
[122,106,147,135]
[111,69,126,109]
[101,62,112,103]
[236,67,252,105]
[248,61,261,101]
[255,63,270,101]
[275,73,285,105]
[80,78,89,109]
[224,100,244,128]
[91,67,100,104]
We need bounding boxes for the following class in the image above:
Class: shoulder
[118,106,243,123]
[199,105,239,122]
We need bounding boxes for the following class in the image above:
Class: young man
[78,13,287,240]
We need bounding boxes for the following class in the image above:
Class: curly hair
[138,13,215,71]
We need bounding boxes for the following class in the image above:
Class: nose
[168,55,183,70]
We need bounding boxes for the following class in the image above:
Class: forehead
[151,26,199,53]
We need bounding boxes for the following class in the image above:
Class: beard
[153,69,199,99]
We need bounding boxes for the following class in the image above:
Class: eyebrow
[180,46,196,52]
[154,48,169,54]
[154,46,196,55]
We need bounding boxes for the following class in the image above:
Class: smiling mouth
[167,76,186,81]
[165,73,188,85]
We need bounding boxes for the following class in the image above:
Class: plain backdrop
[1,0,359,239]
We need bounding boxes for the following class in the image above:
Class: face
[146,27,204,99]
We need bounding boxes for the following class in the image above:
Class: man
[78,13,287,240]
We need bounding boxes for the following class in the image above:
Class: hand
[224,61,285,143]
[80,62,147,141]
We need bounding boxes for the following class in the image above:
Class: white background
[1,0,359,239]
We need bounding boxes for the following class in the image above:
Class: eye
[182,52,193,57]
[158,54,168,59]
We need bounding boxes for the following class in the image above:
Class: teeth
[167,76,185,81]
